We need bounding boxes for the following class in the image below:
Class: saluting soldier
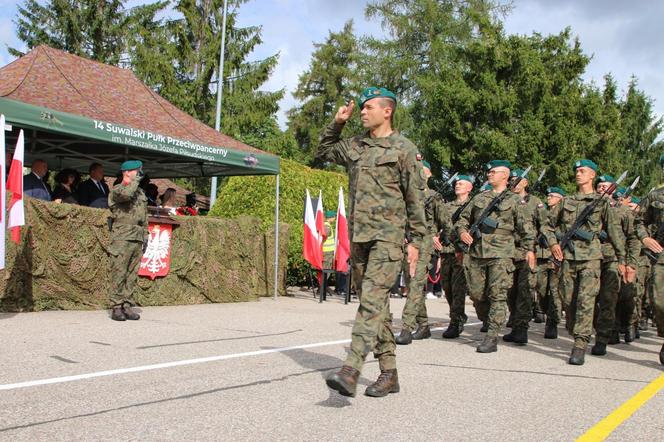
[456,160,536,353]
[317,87,427,397]
[108,160,148,321]
[548,160,627,365]
[633,153,664,366]
[536,187,565,339]
[504,169,544,345]
[438,174,473,339]
[396,160,443,345]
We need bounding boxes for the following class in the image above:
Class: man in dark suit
[24,159,52,201]
[77,162,109,208]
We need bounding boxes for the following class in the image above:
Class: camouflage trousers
[634,258,651,327]
[401,251,431,330]
[109,239,143,306]
[441,253,468,326]
[651,262,664,337]
[346,241,402,372]
[595,261,621,344]
[536,259,561,324]
[508,260,537,330]
[466,257,515,338]
[559,259,601,348]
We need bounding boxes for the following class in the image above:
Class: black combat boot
[122,302,140,320]
[395,328,413,345]
[480,320,489,333]
[638,318,648,331]
[569,347,586,365]
[506,316,514,328]
[411,324,431,340]
[660,343,664,366]
[477,336,498,353]
[326,365,360,397]
[635,328,640,339]
[111,305,126,321]
[533,313,545,324]
[365,369,399,397]
[544,320,558,339]
[502,328,528,345]
[443,323,461,339]
[623,327,634,343]
[591,342,607,356]
[608,331,620,345]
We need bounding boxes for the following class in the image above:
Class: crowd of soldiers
[316,86,663,399]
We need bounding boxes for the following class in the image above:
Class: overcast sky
[1,0,662,129]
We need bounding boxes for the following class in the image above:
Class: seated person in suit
[52,168,80,204]
[77,162,109,208]
[160,188,178,215]
[24,159,52,201]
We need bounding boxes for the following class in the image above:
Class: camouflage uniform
[634,185,664,338]
[509,194,545,332]
[548,193,626,348]
[536,205,562,326]
[634,254,651,329]
[455,191,535,338]
[108,176,148,306]
[401,188,444,331]
[440,199,469,327]
[316,121,426,372]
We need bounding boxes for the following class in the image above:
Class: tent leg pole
[273,174,280,300]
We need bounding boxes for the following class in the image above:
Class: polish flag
[0,115,6,268]
[303,189,322,270]
[334,187,350,272]
[315,190,326,243]
[7,130,25,244]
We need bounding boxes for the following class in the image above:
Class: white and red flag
[303,189,322,271]
[7,130,25,244]
[334,187,350,272]
[315,189,326,243]
[0,115,6,268]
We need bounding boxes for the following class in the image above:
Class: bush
[210,159,348,285]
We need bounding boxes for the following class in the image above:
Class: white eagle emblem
[141,226,171,274]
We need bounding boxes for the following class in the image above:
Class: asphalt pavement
[0,290,662,441]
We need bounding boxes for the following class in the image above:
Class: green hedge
[210,159,348,285]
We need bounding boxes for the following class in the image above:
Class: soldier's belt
[491,227,514,236]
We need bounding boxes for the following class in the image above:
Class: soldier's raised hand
[334,100,355,124]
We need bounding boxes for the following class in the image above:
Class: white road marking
[0,339,352,391]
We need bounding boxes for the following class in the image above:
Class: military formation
[316,86,664,398]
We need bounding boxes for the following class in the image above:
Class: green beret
[421,160,431,170]
[597,174,615,184]
[573,159,598,172]
[484,160,511,171]
[358,87,397,109]
[546,186,566,197]
[480,183,493,192]
[631,196,641,204]
[120,160,142,171]
[454,174,474,184]
[324,210,336,218]
[510,168,530,179]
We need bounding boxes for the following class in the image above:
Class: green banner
[0,97,279,175]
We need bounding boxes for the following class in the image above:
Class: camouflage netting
[0,197,290,312]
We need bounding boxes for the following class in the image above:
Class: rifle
[428,172,459,197]
[551,171,627,267]
[451,179,487,224]
[643,222,664,264]
[460,166,532,252]
[620,176,640,200]
[533,168,546,195]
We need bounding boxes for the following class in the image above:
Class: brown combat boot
[411,324,431,340]
[659,343,664,366]
[365,369,399,397]
[326,366,360,397]
[111,305,126,321]
[477,336,498,353]
[122,302,140,320]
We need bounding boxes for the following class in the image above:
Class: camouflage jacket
[601,203,640,267]
[547,192,625,263]
[514,193,545,261]
[454,189,536,259]
[439,198,467,254]
[108,177,148,242]
[419,187,445,255]
[316,121,427,247]
[536,203,559,260]
[634,184,664,265]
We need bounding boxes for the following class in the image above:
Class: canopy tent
[0,45,282,298]
[0,45,279,177]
